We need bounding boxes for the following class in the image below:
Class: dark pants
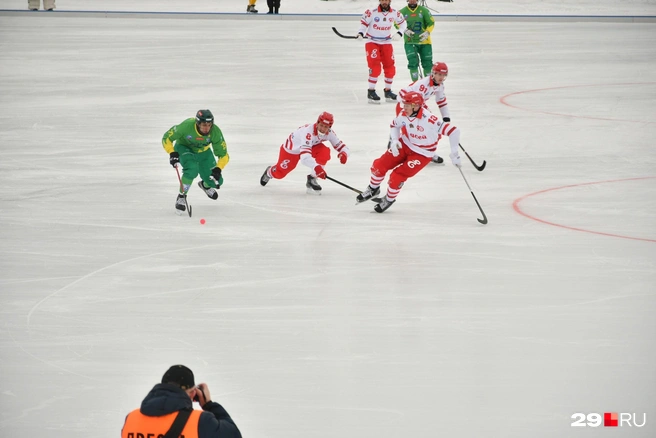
[267,0,280,13]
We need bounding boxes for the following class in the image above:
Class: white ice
[0,1,655,437]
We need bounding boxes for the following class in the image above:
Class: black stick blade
[471,192,488,224]
[332,27,358,39]
[459,143,486,172]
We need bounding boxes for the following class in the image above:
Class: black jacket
[138,383,242,438]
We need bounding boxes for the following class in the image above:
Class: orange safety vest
[121,408,202,438]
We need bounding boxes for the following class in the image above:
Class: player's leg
[405,44,420,81]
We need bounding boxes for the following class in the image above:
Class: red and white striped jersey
[398,76,450,119]
[358,6,407,44]
[390,107,460,158]
[281,123,348,168]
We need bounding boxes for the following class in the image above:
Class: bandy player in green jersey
[162,110,229,214]
[400,0,435,81]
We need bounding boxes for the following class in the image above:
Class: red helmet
[317,111,334,127]
[432,62,448,75]
[402,91,424,106]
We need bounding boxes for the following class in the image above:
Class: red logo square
[604,412,618,427]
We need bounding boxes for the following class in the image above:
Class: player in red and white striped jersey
[357,91,461,213]
[397,62,450,120]
[356,0,407,104]
[259,112,350,194]
[397,61,451,164]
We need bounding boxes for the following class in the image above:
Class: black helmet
[195,109,214,124]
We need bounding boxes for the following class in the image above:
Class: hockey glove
[338,151,348,164]
[442,117,450,123]
[419,31,430,42]
[389,141,401,157]
[210,167,222,186]
[169,152,180,167]
[355,32,364,39]
[314,165,327,179]
[404,29,415,37]
[449,151,461,167]
[392,31,403,41]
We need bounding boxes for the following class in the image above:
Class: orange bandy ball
[200,218,206,225]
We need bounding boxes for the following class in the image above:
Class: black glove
[442,117,450,123]
[210,167,222,186]
[169,152,180,167]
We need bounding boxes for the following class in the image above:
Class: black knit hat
[161,365,195,390]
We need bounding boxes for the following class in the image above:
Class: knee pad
[369,63,382,78]
[371,164,385,177]
[271,164,290,179]
[388,174,406,190]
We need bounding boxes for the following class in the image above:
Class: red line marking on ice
[512,177,656,243]
[500,82,656,123]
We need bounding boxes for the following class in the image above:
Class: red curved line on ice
[500,82,656,123]
[512,177,656,242]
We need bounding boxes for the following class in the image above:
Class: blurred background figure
[28,0,55,10]
[247,0,258,13]
[267,0,281,14]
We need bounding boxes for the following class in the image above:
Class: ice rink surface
[0,1,655,437]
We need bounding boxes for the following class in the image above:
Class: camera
[193,385,203,402]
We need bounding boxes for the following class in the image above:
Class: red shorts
[372,142,432,190]
[270,143,331,179]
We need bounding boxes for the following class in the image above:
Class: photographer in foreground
[121,365,242,438]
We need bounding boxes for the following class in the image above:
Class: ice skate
[306,175,322,195]
[431,155,445,165]
[260,166,272,186]
[374,197,395,213]
[367,89,381,104]
[175,194,187,215]
[198,181,218,200]
[246,5,258,13]
[356,185,380,203]
[384,89,397,102]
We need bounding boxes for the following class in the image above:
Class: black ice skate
[431,155,445,165]
[306,175,322,194]
[198,181,218,200]
[384,89,397,102]
[246,5,258,13]
[374,197,395,213]
[175,194,187,214]
[356,185,381,203]
[367,89,381,104]
[260,166,272,186]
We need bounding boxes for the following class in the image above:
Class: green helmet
[195,109,214,124]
